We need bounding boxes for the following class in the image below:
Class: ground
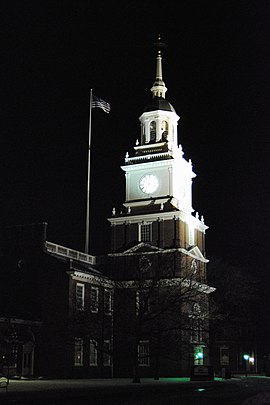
[1,376,270,404]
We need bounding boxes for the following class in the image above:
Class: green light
[243,354,250,361]
[160,377,190,383]
[195,352,204,359]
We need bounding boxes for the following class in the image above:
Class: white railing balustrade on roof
[45,241,96,265]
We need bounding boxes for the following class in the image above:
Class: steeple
[109,36,208,261]
[151,35,167,99]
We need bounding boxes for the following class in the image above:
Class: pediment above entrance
[109,242,163,256]
[180,245,209,263]
[123,242,162,254]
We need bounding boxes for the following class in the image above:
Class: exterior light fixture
[243,354,250,377]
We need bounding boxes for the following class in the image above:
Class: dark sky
[1,1,269,272]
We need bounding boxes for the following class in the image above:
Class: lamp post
[243,354,250,377]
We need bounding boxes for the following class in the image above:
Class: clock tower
[108,40,208,257]
[107,38,213,378]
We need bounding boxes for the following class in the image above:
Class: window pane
[140,224,151,242]
[76,283,84,310]
[138,340,150,366]
[91,287,99,313]
[104,289,112,315]
[103,340,111,366]
[90,340,97,366]
[136,290,149,316]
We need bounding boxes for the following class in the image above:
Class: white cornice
[123,197,171,208]
[68,270,114,288]
[108,210,208,232]
[134,142,167,151]
[121,158,174,172]
[122,154,194,174]
[0,317,42,326]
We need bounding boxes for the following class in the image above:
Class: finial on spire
[154,34,167,55]
[151,34,167,99]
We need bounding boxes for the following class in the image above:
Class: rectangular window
[191,322,202,343]
[220,346,230,365]
[89,340,98,366]
[104,289,112,315]
[136,290,150,316]
[135,291,140,315]
[139,223,151,242]
[103,340,111,366]
[74,338,83,366]
[138,340,150,366]
[76,283,85,310]
[90,286,99,313]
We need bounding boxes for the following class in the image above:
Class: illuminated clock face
[139,174,159,194]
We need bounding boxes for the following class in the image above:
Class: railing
[125,151,173,164]
[45,241,96,265]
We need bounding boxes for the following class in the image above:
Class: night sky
[1,1,269,274]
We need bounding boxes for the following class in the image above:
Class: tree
[207,257,259,372]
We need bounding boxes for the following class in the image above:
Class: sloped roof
[144,97,175,112]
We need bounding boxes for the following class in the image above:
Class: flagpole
[85,88,93,254]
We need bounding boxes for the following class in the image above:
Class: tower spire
[151,34,167,99]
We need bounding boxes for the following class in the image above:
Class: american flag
[92,95,110,113]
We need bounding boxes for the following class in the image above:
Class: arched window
[141,124,146,144]
[150,121,156,142]
[161,120,168,141]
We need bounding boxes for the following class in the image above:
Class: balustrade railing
[45,241,96,265]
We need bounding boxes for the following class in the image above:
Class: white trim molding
[108,243,208,264]
[108,209,208,233]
